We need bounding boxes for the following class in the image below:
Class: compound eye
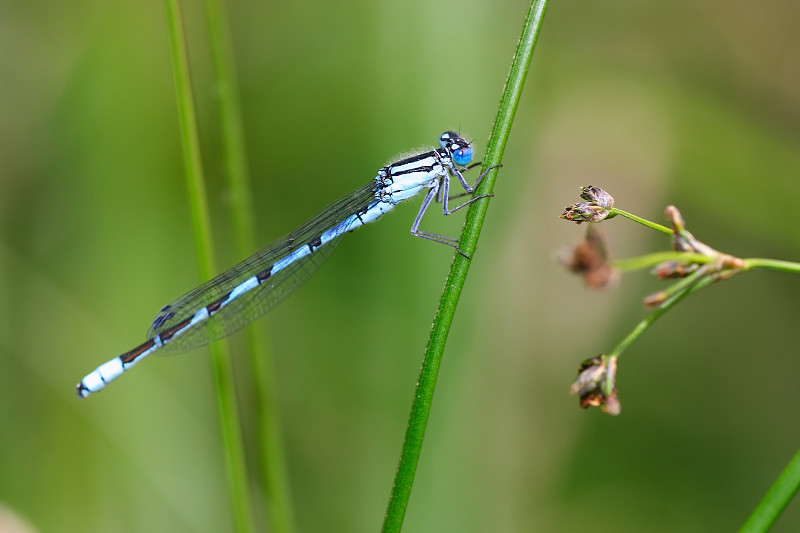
[451,145,473,167]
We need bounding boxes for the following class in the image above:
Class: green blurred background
[2,1,800,531]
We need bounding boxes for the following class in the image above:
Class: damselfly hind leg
[410,163,502,257]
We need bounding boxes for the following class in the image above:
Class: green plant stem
[613,254,800,276]
[612,251,712,272]
[165,2,254,532]
[204,1,295,532]
[381,1,549,531]
[743,258,800,275]
[609,273,713,358]
[739,447,800,533]
[610,208,672,235]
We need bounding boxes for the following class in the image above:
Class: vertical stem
[164,1,254,531]
[203,0,296,531]
[381,0,549,531]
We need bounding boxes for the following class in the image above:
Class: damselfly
[76,131,496,398]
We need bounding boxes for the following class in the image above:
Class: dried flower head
[579,186,615,209]
[561,186,615,224]
[570,354,620,415]
[665,205,715,256]
[562,225,618,289]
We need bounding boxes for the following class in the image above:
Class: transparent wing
[146,180,379,354]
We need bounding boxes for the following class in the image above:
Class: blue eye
[452,145,473,167]
[438,131,473,166]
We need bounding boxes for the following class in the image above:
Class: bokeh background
[2,1,800,532]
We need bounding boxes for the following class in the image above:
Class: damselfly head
[439,131,473,167]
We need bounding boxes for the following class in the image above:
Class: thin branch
[381,0,550,531]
